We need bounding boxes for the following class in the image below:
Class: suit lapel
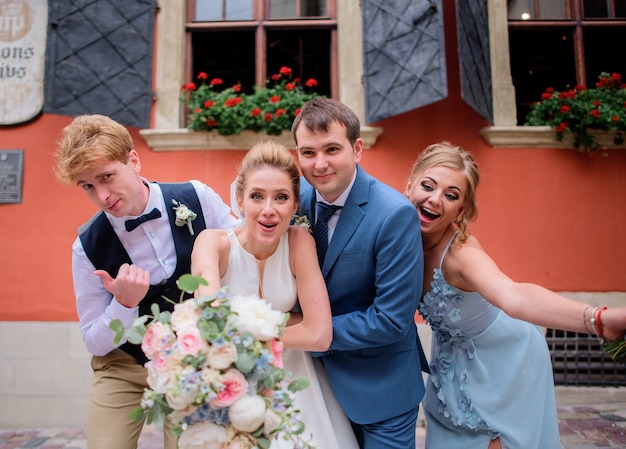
[322,167,370,275]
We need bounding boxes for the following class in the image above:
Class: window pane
[301,0,327,16]
[539,0,566,18]
[269,0,327,18]
[509,28,576,124]
[584,0,610,17]
[226,0,253,19]
[191,31,256,92]
[270,0,296,18]
[584,27,626,83]
[195,0,253,21]
[266,29,331,97]
[508,0,534,20]
[617,0,626,17]
[195,1,222,21]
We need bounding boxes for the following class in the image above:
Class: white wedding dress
[221,228,360,449]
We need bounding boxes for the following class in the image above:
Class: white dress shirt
[72,180,239,356]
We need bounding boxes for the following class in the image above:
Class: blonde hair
[235,140,301,207]
[54,114,134,184]
[408,141,479,243]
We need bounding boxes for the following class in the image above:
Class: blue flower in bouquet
[110,274,314,449]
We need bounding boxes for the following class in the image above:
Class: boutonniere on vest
[172,199,198,235]
[292,214,312,232]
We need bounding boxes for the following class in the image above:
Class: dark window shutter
[44,0,155,128]
[456,0,493,123]
[361,0,447,124]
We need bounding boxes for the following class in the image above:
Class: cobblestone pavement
[1,403,624,448]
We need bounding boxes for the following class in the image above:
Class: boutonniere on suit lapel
[172,199,198,235]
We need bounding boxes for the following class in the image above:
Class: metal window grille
[547,329,626,386]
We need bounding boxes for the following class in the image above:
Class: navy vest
[79,182,207,365]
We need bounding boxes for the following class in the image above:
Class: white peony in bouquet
[110,274,313,449]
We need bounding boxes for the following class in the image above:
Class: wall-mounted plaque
[0,150,24,204]
[0,0,48,125]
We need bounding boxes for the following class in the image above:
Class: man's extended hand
[94,263,150,308]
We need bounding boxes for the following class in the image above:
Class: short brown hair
[291,98,360,147]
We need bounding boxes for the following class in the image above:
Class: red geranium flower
[269,95,280,103]
[590,109,601,118]
[204,100,214,108]
[210,78,223,86]
[264,113,273,122]
[181,82,196,92]
[556,122,568,133]
[197,72,208,80]
[541,92,553,100]
[560,105,571,113]
[305,78,318,88]
[285,83,295,91]
[225,97,242,107]
[275,108,286,117]
[279,66,292,76]
[250,108,261,117]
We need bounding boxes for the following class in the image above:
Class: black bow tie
[125,208,162,232]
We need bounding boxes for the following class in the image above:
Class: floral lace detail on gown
[419,269,495,434]
[420,233,561,449]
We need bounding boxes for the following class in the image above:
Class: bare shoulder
[442,235,489,287]
[195,228,230,248]
[288,225,314,245]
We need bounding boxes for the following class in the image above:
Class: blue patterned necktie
[125,207,162,232]
[313,202,342,264]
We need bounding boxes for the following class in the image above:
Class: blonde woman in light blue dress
[406,142,626,449]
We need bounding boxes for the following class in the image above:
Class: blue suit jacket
[300,166,427,424]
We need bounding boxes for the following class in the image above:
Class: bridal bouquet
[110,274,314,449]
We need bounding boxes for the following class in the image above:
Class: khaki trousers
[87,349,178,449]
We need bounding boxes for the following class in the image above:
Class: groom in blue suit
[292,98,427,449]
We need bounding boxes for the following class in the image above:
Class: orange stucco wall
[1,0,624,322]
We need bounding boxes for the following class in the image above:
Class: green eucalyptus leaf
[235,352,256,373]
[129,406,146,423]
[126,326,146,345]
[109,319,125,344]
[177,274,209,293]
[288,376,310,392]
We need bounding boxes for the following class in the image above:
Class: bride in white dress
[191,140,359,449]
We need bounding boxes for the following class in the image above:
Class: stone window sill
[140,127,384,151]
[481,126,625,149]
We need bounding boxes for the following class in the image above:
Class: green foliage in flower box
[526,72,626,153]
[180,67,323,136]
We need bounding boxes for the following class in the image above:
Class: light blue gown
[419,233,562,449]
